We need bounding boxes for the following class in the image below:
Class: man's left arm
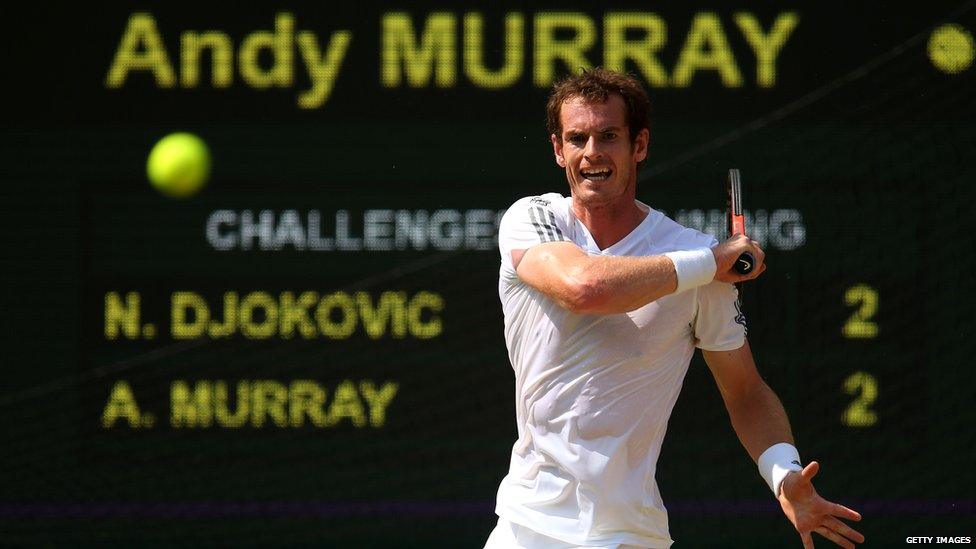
[703,342,865,549]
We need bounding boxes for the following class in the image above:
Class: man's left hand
[778,461,864,548]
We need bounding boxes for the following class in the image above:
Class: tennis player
[486,68,863,549]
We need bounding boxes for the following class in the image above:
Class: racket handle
[735,252,755,275]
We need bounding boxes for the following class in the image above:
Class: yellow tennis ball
[927,24,975,74]
[147,132,211,198]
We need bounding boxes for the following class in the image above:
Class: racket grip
[734,252,755,275]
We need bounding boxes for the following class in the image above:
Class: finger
[814,526,854,549]
[803,461,820,480]
[801,531,815,549]
[742,259,766,280]
[752,242,764,260]
[825,516,865,544]
[830,502,862,522]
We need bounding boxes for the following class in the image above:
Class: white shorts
[484,517,647,549]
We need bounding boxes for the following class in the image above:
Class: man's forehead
[560,95,627,131]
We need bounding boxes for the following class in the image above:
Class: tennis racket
[726,169,754,275]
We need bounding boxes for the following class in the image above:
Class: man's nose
[584,136,603,159]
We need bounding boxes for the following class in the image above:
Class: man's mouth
[580,167,612,181]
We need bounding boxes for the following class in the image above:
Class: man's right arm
[513,235,765,315]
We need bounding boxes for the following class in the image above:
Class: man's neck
[572,196,647,250]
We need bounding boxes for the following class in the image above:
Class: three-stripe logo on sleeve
[528,205,565,243]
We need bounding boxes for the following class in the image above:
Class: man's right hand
[713,234,766,283]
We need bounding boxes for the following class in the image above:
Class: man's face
[551,95,649,208]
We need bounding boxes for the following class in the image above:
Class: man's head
[546,68,651,153]
[547,68,651,208]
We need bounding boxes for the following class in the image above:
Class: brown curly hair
[545,67,651,148]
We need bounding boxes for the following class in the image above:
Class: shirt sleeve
[498,196,571,279]
[692,280,747,351]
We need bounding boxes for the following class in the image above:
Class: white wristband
[664,248,717,294]
[758,443,803,496]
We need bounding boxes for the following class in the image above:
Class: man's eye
[568,135,586,145]
[602,132,617,140]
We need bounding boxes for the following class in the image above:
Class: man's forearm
[517,237,765,315]
[565,254,679,314]
[724,382,795,463]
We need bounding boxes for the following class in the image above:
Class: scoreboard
[2,2,974,546]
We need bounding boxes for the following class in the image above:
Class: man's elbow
[561,275,610,314]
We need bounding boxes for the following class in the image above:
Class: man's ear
[633,128,649,163]
[551,133,566,168]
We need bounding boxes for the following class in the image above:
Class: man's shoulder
[648,208,719,250]
[498,193,573,251]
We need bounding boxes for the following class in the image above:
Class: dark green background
[2,2,974,546]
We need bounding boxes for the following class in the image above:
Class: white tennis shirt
[494,194,746,548]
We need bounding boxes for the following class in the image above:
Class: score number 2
[842,284,879,338]
[841,371,878,427]
[841,284,879,428]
